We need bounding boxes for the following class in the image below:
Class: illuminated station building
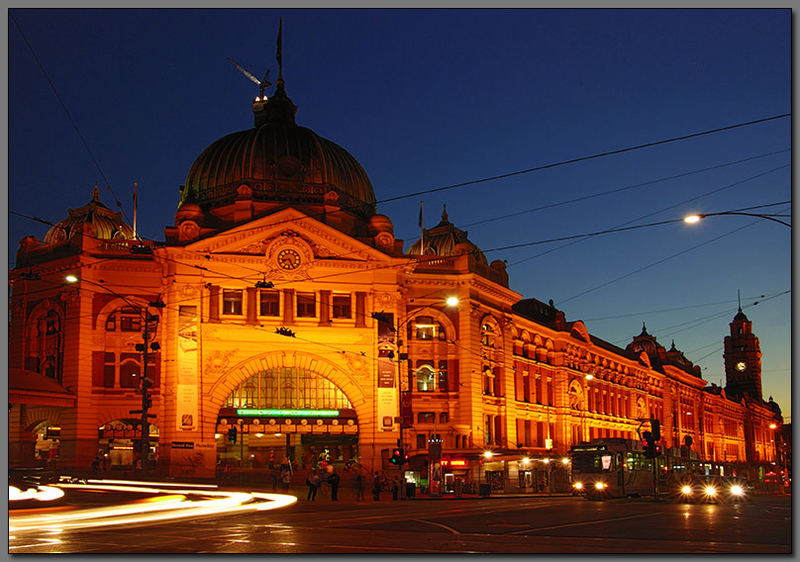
[9,71,783,491]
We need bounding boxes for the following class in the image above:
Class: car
[674,474,749,503]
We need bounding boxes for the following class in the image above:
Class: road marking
[507,511,665,534]
[414,519,460,534]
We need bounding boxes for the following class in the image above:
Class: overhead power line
[378,113,790,204]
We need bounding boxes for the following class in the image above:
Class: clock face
[277,248,302,270]
[736,361,747,372]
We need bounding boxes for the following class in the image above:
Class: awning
[9,368,76,408]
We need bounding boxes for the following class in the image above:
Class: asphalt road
[10,488,791,554]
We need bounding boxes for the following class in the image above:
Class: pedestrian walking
[372,471,382,501]
[306,470,321,500]
[280,464,292,491]
[327,465,340,501]
[391,476,399,500]
[355,471,365,501]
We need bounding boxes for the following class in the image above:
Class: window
[259,291,280,316]
[418,412,436,424]
[332,294,351,319]
[416,365,436,392]
[119,353,140,388]
[222,289,243,315]
[414,316,436,340]
[439,412,448,424]
[296,292,316,318]
[416,433,427,449]
[103,352,115,388]
[481,323,496,347]
[437,360,448,391]
[119,307,142,331]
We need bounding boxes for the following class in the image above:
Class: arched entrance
[98,419,160,469]
[31,420,61,464]
[216,365,359,472]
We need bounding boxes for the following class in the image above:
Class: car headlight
[703,485,718,497]
[729,484,744,496]
[594,481,606,490]
[680,485,693,495]
[573,482,583,490]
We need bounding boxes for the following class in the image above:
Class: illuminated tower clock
[723,306,763,401]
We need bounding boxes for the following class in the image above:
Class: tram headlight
[729,484,744,497]
[703,485,718,497]
[573,482,583,490]
[594,481,607,490]
[680,485,693,496]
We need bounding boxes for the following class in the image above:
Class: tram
[569,438,655,499]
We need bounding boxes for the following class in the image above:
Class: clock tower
[723,307,763,401]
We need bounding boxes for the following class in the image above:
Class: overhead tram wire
[129,115,791,251]
[377,113,790,204]
[460,148,790,230]
[555,204,790,307]
[608,289,790,348]
[10,13,130,224]
[507,164,790,268]
[582,294,772,323]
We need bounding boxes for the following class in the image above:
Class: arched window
[416,365,436,392]
[224,368,353,410]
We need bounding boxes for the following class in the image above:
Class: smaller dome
[733,308,749,323]
[368,214,394,235]
[175,202,205,226]
[406,205,487,264]
[43,186,134,245]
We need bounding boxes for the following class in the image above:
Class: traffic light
[227,427,237,444]
[143,396,153,410]
[389,447,405,465]
[651,419,661,441]
[642,430,655,458]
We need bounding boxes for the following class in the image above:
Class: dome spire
[276,17,284,83]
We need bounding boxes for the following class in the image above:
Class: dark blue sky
[9,9,791,416]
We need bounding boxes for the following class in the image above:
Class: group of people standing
[303,467,402,502]
[305,464,341,501]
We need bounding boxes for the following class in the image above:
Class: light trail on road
[9,479,297,535]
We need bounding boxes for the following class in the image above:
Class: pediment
[182,208,391,265]
[569,321,590,343]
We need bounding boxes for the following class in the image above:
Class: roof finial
[92,182,100,202]
[737,289,742,312]
[276,17,284,83]
[441,204,448,223]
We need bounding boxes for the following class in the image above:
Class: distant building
[9,65,782,489]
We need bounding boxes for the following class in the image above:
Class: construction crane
[226,57,271,99]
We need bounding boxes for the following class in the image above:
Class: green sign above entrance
[235,408,340,417]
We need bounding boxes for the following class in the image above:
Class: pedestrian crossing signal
[227,427,237,444]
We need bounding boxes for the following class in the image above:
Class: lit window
[222,289,243,315]
[259,291,280,316]
[296,292,316,318]
[416,365,436,392]
[418,412,436,424]
[332,294,351,319]
[415,316,436,340]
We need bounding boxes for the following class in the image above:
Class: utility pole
[131,300,163,471]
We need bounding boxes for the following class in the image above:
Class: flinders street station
[9,58,784,494]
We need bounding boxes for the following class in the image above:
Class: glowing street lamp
[66,274,163,470]
[683,206,790,228]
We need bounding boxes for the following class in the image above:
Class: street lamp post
[683,208,790,228]
[372,295,459,498]
[66,274,163,471]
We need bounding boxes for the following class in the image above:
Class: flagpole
[419,201,424,255]
[133,182,138,241]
